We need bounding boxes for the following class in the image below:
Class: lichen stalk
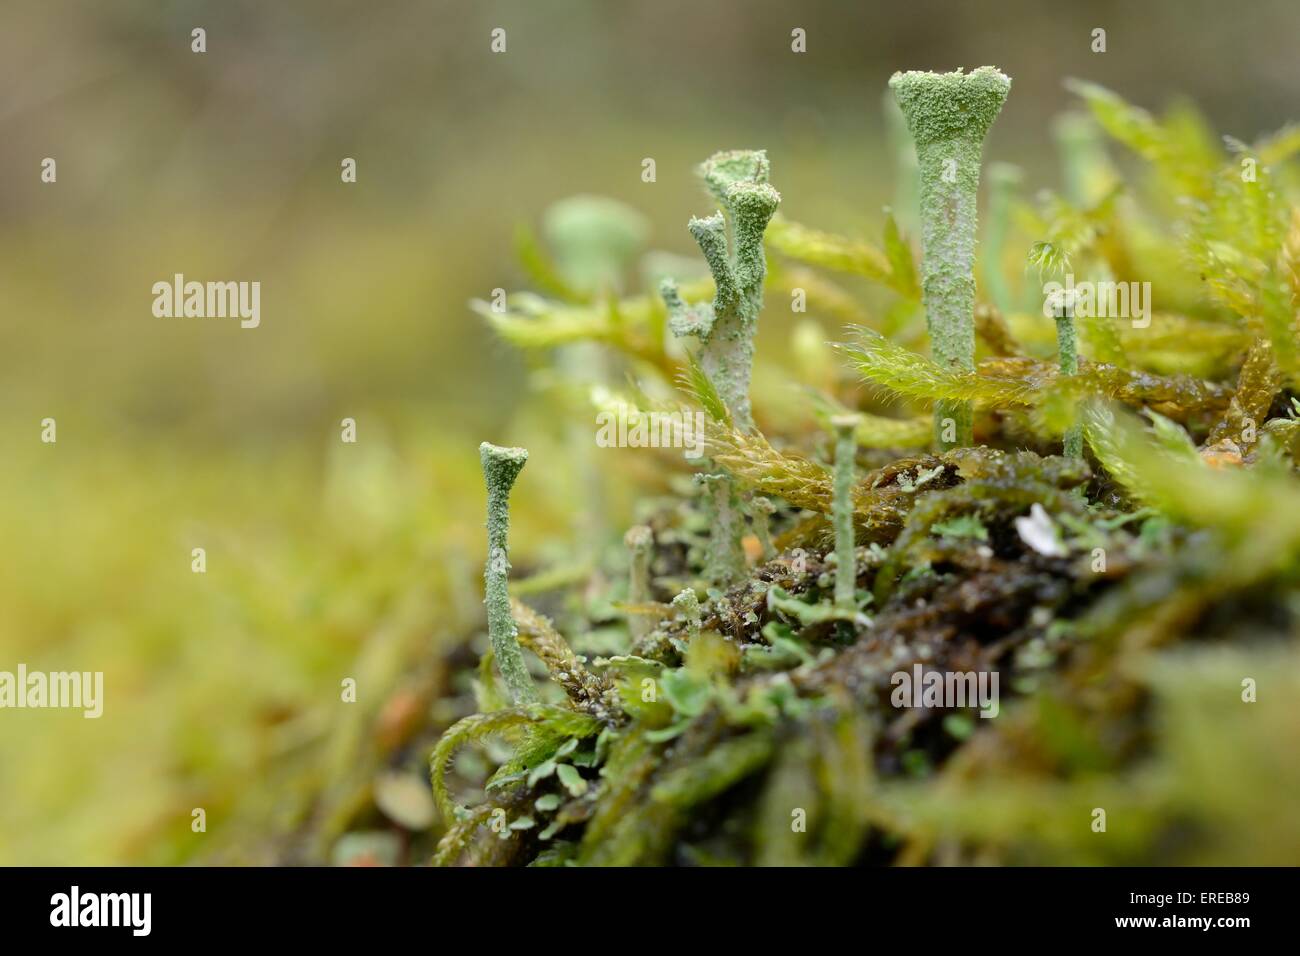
[889,67,1011,450]
[697,472,747,586]
[624,525,654,641]
[661,150,781,430]
[831,415,862,614]
[750,496,776,561]
[479,441,538,705]
[1053,292,1083,458]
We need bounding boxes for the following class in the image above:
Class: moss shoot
[399,74,1300,868]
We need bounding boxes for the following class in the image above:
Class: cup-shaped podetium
[889,67,1011,449]
[661,149,780,430]
[479,441,538,705]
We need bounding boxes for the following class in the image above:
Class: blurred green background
[2,0,1299,864]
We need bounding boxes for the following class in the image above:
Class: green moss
[830,414,862,614]
[418,77,1300,868]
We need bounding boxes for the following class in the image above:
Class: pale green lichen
[749,495,776,561]
[889,67,1011,449]
[831,415,862,613]
[696,472,747,586]
[1051,290,1083,458]
[624,525,654,641]
[541,195,649,295]
[671,587,702,641]
[479,442,538,705]
[419,75,1300,870]
[661,150,781,430]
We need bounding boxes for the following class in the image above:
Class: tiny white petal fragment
[1015,503,1066,557]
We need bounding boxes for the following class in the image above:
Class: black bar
[0,866,1283,942]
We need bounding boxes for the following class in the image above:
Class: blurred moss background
[2,0,1299,864]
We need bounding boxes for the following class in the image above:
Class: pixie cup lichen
[749,495,777,561]
[542,195,649,295]
[830,414,862,614]
[672,587,702,642]
[1051,289,1083,458]
[661,150,781,430]
[479,441,537,705]
[696,472,747,586]
[889,67,1011,449]
[624,524,654,641]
